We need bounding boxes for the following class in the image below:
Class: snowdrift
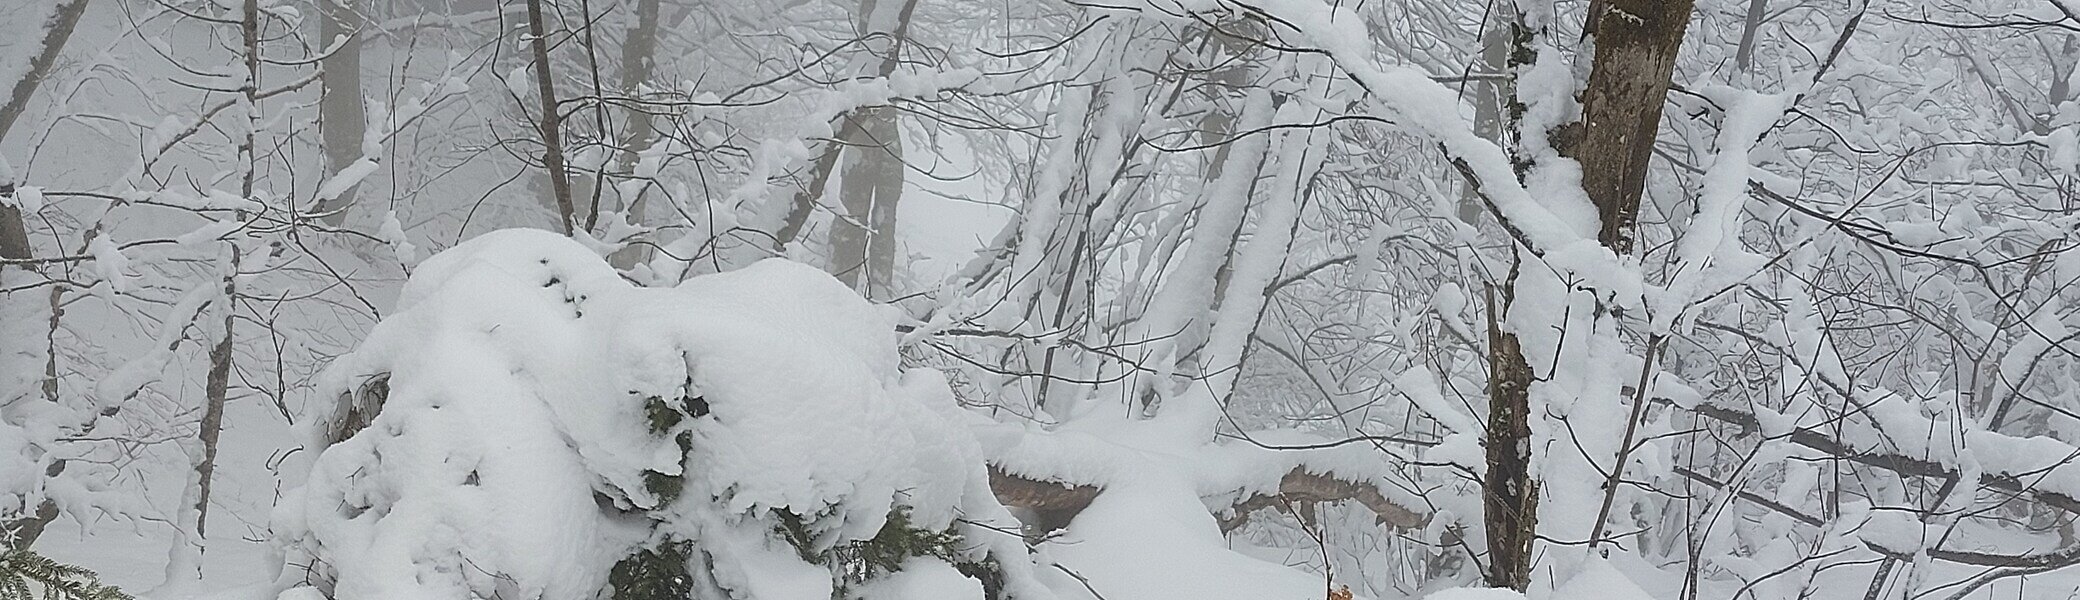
[266,229,1402,600]
[270,229,1028,599]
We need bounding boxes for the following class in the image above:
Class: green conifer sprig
[0,549,132,600]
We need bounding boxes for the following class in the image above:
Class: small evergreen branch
[0,549,133,600]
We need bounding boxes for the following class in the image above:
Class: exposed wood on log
[986,464,1425,541]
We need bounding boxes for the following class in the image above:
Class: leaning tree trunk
[0,0,91,552]
[0,0,90,262]
[1482,0,1694,591]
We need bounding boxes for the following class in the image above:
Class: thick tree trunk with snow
[829,0,919,295]
[316,0,365,225]
[1483,1,1695,591]
[1483,274,1537,590]
[1568,0,1695,254]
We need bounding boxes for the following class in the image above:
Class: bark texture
[1483,278,1537,590]
[1569,0,1695,254]
[1481,1,1695,590]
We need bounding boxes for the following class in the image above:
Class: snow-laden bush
[268,229,1035,600]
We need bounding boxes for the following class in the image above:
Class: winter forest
[6,0,2080,598]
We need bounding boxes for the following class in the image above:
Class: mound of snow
[270,229,1001,599]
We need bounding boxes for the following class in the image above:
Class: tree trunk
[525,0,576,234]
[0,0,91,552]
[1481,1,1695,591]
[1483,277,1537,590]
[605,0,663,270]
[1734,0,1768,73]
[613,0,661,185]
[0,0,90,262]
[831,106,903,294]
[1568,0,1696,254]
[826,0,918,296]
[316,0,365,225]
[1480,5,1543,590]
[194,266,236,541]
[1462,3,1514,224]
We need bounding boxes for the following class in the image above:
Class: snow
[1041,475,1323,600]
[1550,557,1655,600]
[1654,87,1791,331]
[148,188,265,213]
[1425,589,1526,600]
[4,185,43,212]
[87,235,132,294]
[276,229,1020,599]
[853,558,984,600]
[377,210,417,266]
[313,157,379,203]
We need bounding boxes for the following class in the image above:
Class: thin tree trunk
[187,0,260,551]
[1483,277,1537,590]
[1734,0,1767,73]
[194,262,236,541]
[525,0,576,234]
[316,0,365,225]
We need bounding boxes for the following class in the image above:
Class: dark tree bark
[194,265,236,540]
[1481,1,1695,591]
[1567,0,1696,254]
[1734,0,1768,73]
[1483,277,1537,590]
[1480,6,1543,590]
[525,0,576,234]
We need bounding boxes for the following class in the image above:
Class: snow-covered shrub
[269,229,1028,600]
